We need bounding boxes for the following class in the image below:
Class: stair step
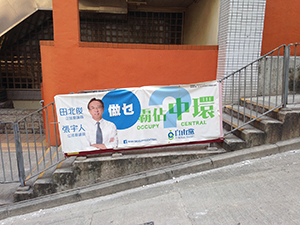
[222,129,246,151]
[33,177,57,197]
[240,97,281,119]
[52,156,76,192]
[276,109,300,140]
[53,167,75,192]
[13,187,34,202]
[0,109,44,134]
[222,113,266,148]
[224,105,283,143]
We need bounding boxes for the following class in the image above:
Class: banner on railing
[55,80,223,155]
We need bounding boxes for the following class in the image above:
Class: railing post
[282,45,290,107]
[14,123,26,186]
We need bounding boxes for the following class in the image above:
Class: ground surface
[1,149,300,225]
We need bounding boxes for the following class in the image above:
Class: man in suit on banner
[84,98,118,150]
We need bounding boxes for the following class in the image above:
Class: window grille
[80,11,183,45]
[0,11,53,90]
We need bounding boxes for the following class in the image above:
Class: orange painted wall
[41,0,218,145]
[41,44,218,105]
[261,0,300,55]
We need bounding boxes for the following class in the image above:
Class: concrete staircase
[221,96,300,151]
[0,108,43,134]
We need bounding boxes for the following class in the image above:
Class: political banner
[54,80,223,155]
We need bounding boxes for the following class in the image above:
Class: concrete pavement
[1,146,300,224]
[0,137,300,224]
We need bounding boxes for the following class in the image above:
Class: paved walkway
[1,148,300,224]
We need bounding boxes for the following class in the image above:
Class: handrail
[220,45,286,135]
[219,44,286,82]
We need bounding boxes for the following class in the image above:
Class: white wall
[217,0,266,104]
[217,0,266,80]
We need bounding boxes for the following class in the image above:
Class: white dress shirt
[84,118,118,149]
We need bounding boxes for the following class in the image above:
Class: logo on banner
[102,90,141,130]
[168,130,175,140]
[168,128,195,140]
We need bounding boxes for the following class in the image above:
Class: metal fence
[0,102,65,186]
[220,44,300,135]
[220,45,285,134]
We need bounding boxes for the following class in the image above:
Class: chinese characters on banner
[54,81,223,155]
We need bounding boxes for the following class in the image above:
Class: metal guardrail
[284,43,300,106]
[220,45,287,135]
[0,102,65,186]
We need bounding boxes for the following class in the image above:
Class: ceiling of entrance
[0,0,196,37]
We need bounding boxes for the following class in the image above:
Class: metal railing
[0,102,65,186]
[220,45,287,135]
[284,43,300,106]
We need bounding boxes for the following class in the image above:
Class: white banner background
[55,80,223,154]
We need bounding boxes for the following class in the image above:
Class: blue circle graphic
[102,90,141,130]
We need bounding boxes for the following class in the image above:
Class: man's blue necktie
[96,122,103,144]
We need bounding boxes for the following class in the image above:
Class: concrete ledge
[278,110,300,140]
[277,137,300,152]
[1,137,300,220]
[7,90,41,101]
[56,149,224,191]
[211,144,279,168]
